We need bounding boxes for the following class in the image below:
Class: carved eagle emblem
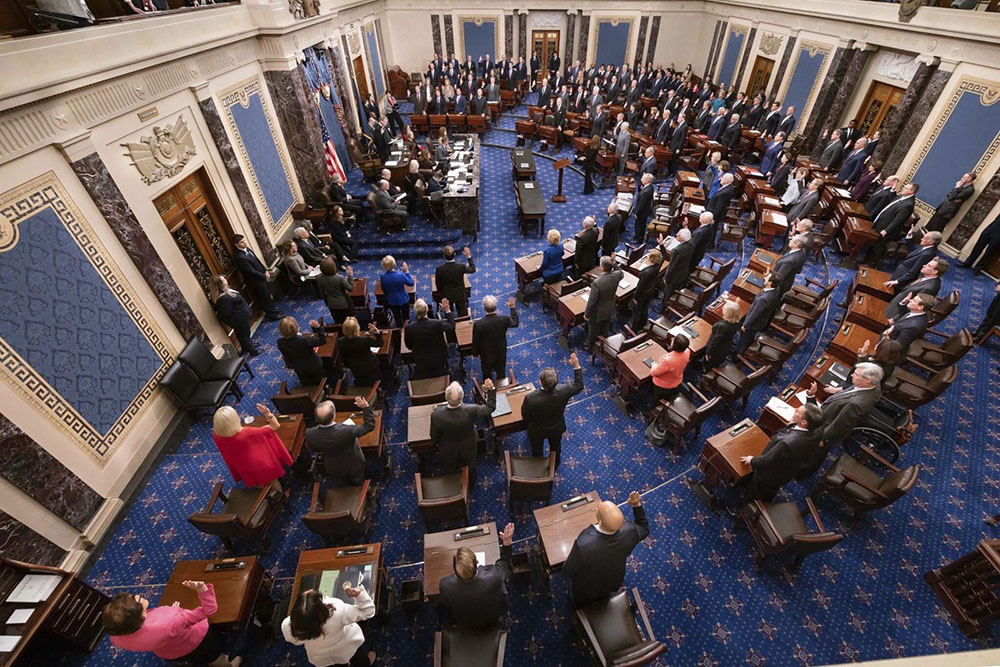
[121,115,196,185]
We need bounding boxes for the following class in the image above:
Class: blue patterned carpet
[53,96,1000,666]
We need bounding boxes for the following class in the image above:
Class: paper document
[771,213,788,226]
[307,267,322,278]
[318,570,341,597]
[475,552,486,563]
[688,204,705,215]
[7,574,61,604]
[578,289,590,303]
[0,636,20,652]
[765,397,796,422]
[340,418,356,426]
[795,390,810,404]
[524,182,535,189]
[370,345,382,354]
[6,609,33,625]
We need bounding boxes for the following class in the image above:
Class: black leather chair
[302,480,377,546]
[504,451,556,510]
[817,446,920,521]
[739,497,843,569]
[434,627,507,666]
[188,483,284,552]
[178,338,253,385]
[159,361,240,417]
[573,588,666,666]
[416,468,469,525]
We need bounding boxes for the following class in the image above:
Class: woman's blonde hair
[722,301,741,324]
[547,229,561,245]
[381,255,396,271]
[279,316,299,338]
[213,406,242,437]
[408,159,419,173]
[209,275,227,303]
[342,317,360,338]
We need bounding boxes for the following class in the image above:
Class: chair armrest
[242,486,275,526]
[926,328,950,339]
[859,445,900,472]
[661,399,690,422]
[310,482,321,512]
[685,382,710,403]
[631,587,656,640]
[707,255,724,269]
[891,374,927,391]
[353,480,371,518]
[804,497,827,532]
[803,275,824,289]
[840,470,890,500]
[678,311,696,325]
[754,500,787,546]
[205,482,225,512]
[770,323,796,339]
[334,378,347,394]
[309,383,326,403]
[755,337,785,353]
[737,354,761,372]
[665,306,686,321]
[623,325,638,339]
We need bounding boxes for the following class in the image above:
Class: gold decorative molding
[457,15,501,60]
[589,17,635,68]
[120,115,196,185]
[729,24,749,37]
[759,32,783,57]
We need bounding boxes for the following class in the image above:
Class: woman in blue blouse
[540,229,565,284]
[378,255,414,326]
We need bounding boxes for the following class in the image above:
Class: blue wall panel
[717,31,745,87]
[594,22,630,68]
[0,208,162,434]
[462,21,495,62]
[229,93,295,225]
[365,28,385,98]
[912,91,1000,207]
[783,48,825,120]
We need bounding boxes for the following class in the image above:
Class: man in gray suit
[375,179,407,224]
[430,380,496,489]
[586,256,624,352]
[805,362,884,468]
[786,178,822,223]
[819,129,845,169]
[772,235,809,294]
[660,227,694,309]
[305,397,374,486]
[615,122,631,175]
[885,258,945,319]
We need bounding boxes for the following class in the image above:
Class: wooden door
[353,56,369,98]
[854,81,905,135]
[532,30,560,79]
[745,56,774,99]
[154,169,244,301]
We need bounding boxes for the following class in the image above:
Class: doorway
[154,169,245,304]
[531,30,560,79]
[353,56,370,99]
[854,81,905,135]
[746,56,774,100]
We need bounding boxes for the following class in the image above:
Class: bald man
[563,491,649,607]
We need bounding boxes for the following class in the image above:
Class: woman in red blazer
[212,404,293,491]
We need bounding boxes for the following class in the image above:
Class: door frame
[353,55,370,99]
[745,55,775,99]
[531,30,560,79]
[853,80,906,135]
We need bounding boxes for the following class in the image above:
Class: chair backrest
[692,396,722,427]
[506,453,556,504]
[159,362,200,403]
[408,375,450,405]
[436,628,506,667]
[788,531,844,559]
[575,589,647,665]
[271,382,319,417]
[558,279,585,296]
[188,512,243,538]
[878,465,919,501]
[929,290,960,325]
[818,279,840,300]
[177,339,218,380]
[941,328,974,356]
[742,364,771,394]
[927,365,959,394]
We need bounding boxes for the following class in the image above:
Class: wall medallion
[120,115,196,185]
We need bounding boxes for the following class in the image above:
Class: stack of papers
[8,574,61,603]
[6,609,33,625]
[771,213,788,226]
[523,182,535,189]
[765,397,796,422]
[688,204,705,215]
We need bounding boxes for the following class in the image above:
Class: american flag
[321,123,346,182]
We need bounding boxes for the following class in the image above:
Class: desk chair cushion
[580,590,644,661]
[410,376,450,396]
[441,627,503,666]
[508,456,552,479]
[420,473,465,500]
[714,363,746,391]
[662,395,696,428]
[821,454,881,503]
[223,488,278,528]
[881,466,918,497]
[179,339,244,381]
[323,485,365,516]
[754,501,808,548]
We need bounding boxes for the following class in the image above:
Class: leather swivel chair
[188,483,284,553]
[415,468,469,525]
[739,497,843,569]
[905,327,973,373]
[302,479,376,546]
[648,383,721,453]
[700,355,771,409]
[160,361,239,417]
[817,446,920,521]
[408,375,450,405]
[573,588,666,666]
[433,628,507,666]
[504,451,556,510]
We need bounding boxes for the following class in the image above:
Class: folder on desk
[746,274,765,288]
[491,392,512,419]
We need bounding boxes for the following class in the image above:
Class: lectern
[552,158,570,203]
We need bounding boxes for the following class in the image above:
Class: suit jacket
[305,406,374,480]
[745,104,764,128]
[819,138,845,169]
[563,506,650,604]
[602,214,624,255]
[887,312,928,352]
[704,319,740,370]
[214,291,251,329]
[886,276,941,319]
[471,310,519,367]
[786,189,820,223]
[522,367,584,435]
[615,130,631,158]
[721,121,741,148]
[640,155,657,177]
[743,287,781,334]
[746,427,823,500]
[772,249,807,294]
[586,270,623,322]
[706,115,726,141]
[431,392,495,472]
[840,126,861,149]
[689,224,714,271]
[633,260,663,303]
[890,245,937,285]
[655,117,672,145]
[235,247,269,284]
[403,312,455,372]
[811,385,882,445]
[696,108,712,131]
[837,149,867,183]
[865,185,897,217]
[435,259,475,305]
[591,113,607,139]
[662,240,694,289]
[296,238,326,267]
[872,196,915,239]
[575,227,600,273]
[537,86,552,108]
[760,110,781,135]
[277,328,326,383]
[777,114,796,135]
[929,183,975,227]
[705,184,734,223]
[438,544,512,629]
[669,122,688,153]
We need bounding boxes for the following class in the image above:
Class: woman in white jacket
[282,585,376,666]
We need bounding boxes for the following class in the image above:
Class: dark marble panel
[873,62,933,167]
[566,13,576,67]
[800,46,850,154]
[518,13,526,60]
[949,164,999,249]
[646,16,660,65]
[734,27,756,91]
[505,15,513,60]
[263,69,327,208]
[0,511,65,566]
[769,35,797,103]
[431,15,442,59]
[198,99,276,264]
[883,68,952,176]
[70,154,205,343]
[705,20,725,81]
[0,413,103,531]
[443,15,454,58]
[328,45,358,142]
[578,15,589,65]
[637,16,648,66]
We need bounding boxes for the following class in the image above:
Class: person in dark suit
[521,353,584,467]
[306,397,373,486]
[885,258,945,319]
[705,174,735,230]
[536,80,552,109]
[703,299,741,371]
[864,176,900,217]
[806,362,883,455]
[233,235,283,320]
[629,248,664,332]
[772,235,809,294]
[777,106,796,136]
[688,211,715,271]
[277,317,328,387]
[735,272,782,355]
[530,52,540,88]
[926,173,975,232]
[660,228,694,308]
[323,173,366,220]
[574,217,600,276]
[884,293,931,353]
[563,491,649,607]
[740,404,825,501]
[633,173,655,243]
[786,178,822,223]
[818,129,845,169]
[404,298,454,379]
[721,113,742,151]
[695,101,713,132]
[669,116,688,172]
[337,317,383,387]
[886,231,941,290]
[963,213,1000,272]
[434,245,475,317]
[867,183,918,264]
[706,108,727,141]
[586,256,624,352]
[438,523,514,629]
[974,283,1000,342]
[639,146,657,178]
[209,276,258,356]
[591,105,608,139]
[472,296,519,381]
[581,135,601,195]
[837,138,870,184]
[431,380,495,489]
[548,52,560,76]
[602,203,624,256]
[292,227,328,267]
[759,101,782,136]
[840,119,861,150]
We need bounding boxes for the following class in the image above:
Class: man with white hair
[639,146,657,178]
[403,298,454,379]
[292,226,329,266]
[574,216,600,275]
[688,211,715,271]
[375,179,407,224]
[802,362,883,474]
[430,378,496,489]
[602,202,624,257]
[772,234,809,294]
[660,227,694,308]
[585,256,624,353]
[615,121,631,175]
[471,296,519,380]
[633,173,655,243]
[705,172,734,227]
[305,396,373,486]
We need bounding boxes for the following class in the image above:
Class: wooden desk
[827,322,881,366]
[514,245,574,301]
[799,353,856,401]
[758,210,789,247]
[626,252,667,279]
[704,293,751,325]
[844,291,889,332]
[452,319,474,357]
[675,170,701,189]
[682,186,706,205]
[431,274,472,304]
[288,544,386,616]
[730,269,766,303]
[555,286,590,345]
[755,192,783,213]
[316,332,340,371]
[159,557,265,628]
[424,523,499,597]
[757,384,807,436]
[849,265,894,301]
[674,316,713,356]
[248,413,306,460]
[617,339,668,401]
[581,267,639,303]
[515,180,547,236]
[348,277,370,311]
[697,419,770,489]
[837,214,877,260]
[744,178,773,200]
[511,148,537,181]
[375,276,417,306]
[747,248,780,275]
[406,403,439,457]
[534,493,602,572]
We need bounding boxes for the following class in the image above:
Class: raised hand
[463,246,472,258]
[569,352,581,369]
[402,261,410,273]
[354,396,369,409]
[256,403,272,417]
[500,522,514,546]
[627,491,642,507]
[309,319,320,329]
[483,378,495,391]
[441,297,451,312]
[507,297,516,309]
[182,580,208,593]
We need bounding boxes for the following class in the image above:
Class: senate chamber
[2,1,1000,666]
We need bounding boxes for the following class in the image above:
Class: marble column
[197,98,277,264]
[872,62,935,168]
[505,15,513,60]
[769,36,797,103]
[443,16,454,58]
[0,511,65,566]
[69,152,206,342]
[566,12,576,67]
[518,12,527,61]
[948,169,1000,249]
[577,15,590,64]
[799,46,851,154]
[812,48,872,154]
[264,68,328,208]
[646,16,661,65]
[705,21,727,81]
[881,67,953,176]
[637,16,648,66]
[734,27,756,90]
[430,15,442,57]
[0,413,103,531]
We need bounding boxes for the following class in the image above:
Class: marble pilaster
[0,414,103,531]
[872,61,935,168]
[443,15,454,58]
[577,15,590,65]
[948,169,1000,250]
[808,48,872,154]
[637,16,648,66]
[328,45,358,141]
[566,12,576,67]
[769,35,797,102]
[70,152,206,342]
[799,46,851,154]
[646,16,660,65]
[882,67,953,176]
[505,15,513,60]
[431,15,442,58]
[734,27,756,91]
[263,68,328,208]
[0,511,65,566]
[518,12,527,61]
[706,21,727,81]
